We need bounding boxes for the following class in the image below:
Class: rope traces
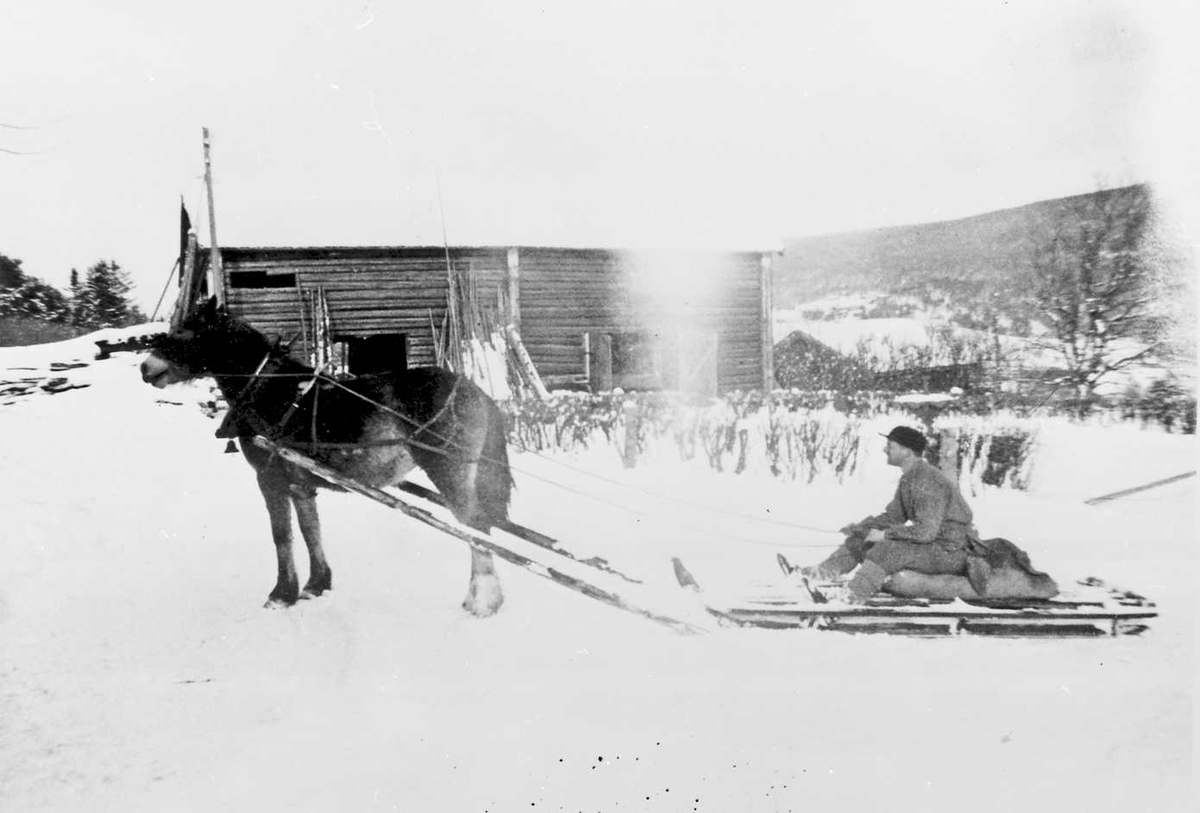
[212,366,842,547]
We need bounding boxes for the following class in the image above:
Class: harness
[217,353,471,463]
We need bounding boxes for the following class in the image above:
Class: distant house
[773,320,985,392]
[185,243,776,396]
[773,329,874,391]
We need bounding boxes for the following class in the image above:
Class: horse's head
[140,297,271,387]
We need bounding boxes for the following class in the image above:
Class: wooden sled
[673,558,1157,638]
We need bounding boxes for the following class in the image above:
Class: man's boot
[845,561,888,603]
[799,544,860,580]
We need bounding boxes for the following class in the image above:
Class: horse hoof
[263,597,293,609]
[462,573,504,617]
[301,571,332,599]
[462,597,503,618]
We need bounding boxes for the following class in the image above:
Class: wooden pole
[592,332,613,392]
[506,247,521,333]
[149,257,179,323]
[250,436,701,633]
[171,232,199,328]
[622,401,640,469]
[506,323,549,399]
[1084,471,1196,505]
[939,428,960,482]
[202,127,225,307]
[394,480,641,584]
[760,252,775,391]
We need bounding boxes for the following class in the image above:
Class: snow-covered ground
[1,337,1195,813]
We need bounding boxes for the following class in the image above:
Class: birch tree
[1029,184,1162,414]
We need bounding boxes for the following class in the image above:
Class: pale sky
[2,0,1197,310]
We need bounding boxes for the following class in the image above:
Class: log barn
[188,243,776,395]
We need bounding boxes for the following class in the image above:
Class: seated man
[782,425,988,603]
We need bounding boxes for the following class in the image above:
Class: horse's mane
[212,308,295,363]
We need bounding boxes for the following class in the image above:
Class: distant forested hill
[774,185,1148,333]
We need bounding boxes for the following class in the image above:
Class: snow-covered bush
[509,389,1046,490]
[508,391,631,454]
[1116,378,1197,434]
[927,415,1039,493]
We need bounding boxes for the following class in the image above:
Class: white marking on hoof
[263,598,290,610]
[462,572,504,617]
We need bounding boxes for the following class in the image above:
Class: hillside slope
[775,185,1149,328]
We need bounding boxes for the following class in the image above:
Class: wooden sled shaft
[395,480,642,585]
[251,436,701,634]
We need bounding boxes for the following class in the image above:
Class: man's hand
[864,528,886,544]
[838,523,861,535]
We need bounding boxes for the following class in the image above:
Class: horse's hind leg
[258,478,300,608]
[293,491,333,599]
[462,544,503,617]
[420,396,505,617]
[450,453,504,617]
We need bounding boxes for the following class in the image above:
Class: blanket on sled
[883,537,1059,601]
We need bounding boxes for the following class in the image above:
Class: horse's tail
[475,400,514,526]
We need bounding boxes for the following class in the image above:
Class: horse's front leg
[292,490,333,599]
[462,545,503,617]
[258,476,300,608]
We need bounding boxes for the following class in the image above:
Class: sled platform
[672,559,1157,637]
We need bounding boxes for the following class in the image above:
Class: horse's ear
[194,296,226,323]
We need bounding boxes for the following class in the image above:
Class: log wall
[215,244,770,392]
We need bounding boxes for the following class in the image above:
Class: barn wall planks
[215,245,771,392]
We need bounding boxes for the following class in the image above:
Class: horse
[140,296,514,615]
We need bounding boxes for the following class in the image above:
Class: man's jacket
[858,458,975,549]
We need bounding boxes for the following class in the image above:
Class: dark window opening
[610,332,658,377]
[608,332,663,390]
[229,271,297,289]
[606,331,717,395]
[337,334,408,376]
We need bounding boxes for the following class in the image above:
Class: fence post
[623,400,640,469]
[589,331,613,393]
[939,427,959,482]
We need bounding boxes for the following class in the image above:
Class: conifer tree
[0,252,25,289]
[80,260,138,328]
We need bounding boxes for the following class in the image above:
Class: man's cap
[881,425,928,454]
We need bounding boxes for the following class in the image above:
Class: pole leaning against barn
[202,127,225,307]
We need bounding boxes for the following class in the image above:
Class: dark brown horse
[140,297,513,615]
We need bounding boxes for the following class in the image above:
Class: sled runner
[672,558,1157,637]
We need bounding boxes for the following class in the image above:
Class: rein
[209,360,841,546]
